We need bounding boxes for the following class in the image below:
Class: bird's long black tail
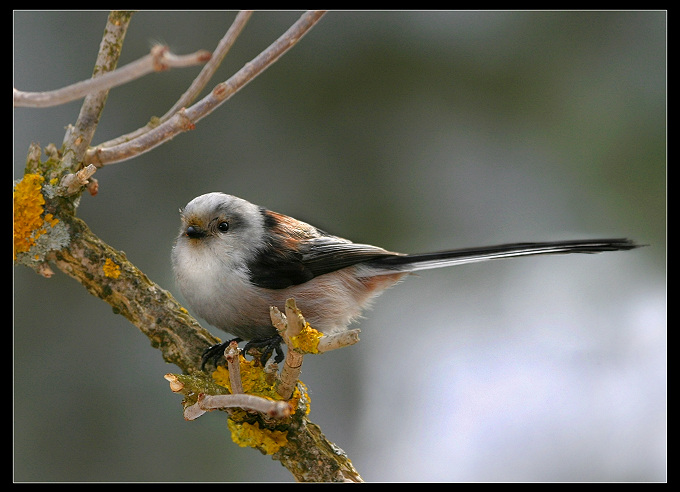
[368,238,641,274]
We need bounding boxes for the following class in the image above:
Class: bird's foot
[243,334,285,366]
[201,337,242,371]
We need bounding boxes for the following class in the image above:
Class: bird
[171,192,640,368]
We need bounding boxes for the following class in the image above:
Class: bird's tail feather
[368,238,641,274]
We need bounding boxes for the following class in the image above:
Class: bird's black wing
[247,214,399,290]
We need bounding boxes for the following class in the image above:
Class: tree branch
[48,214,218,373]
[162,11,253,121]
[60,10,134,174]
[15,10,363,482]
[88,11,253,151]
[13,46,211,108]
[163,304,364,482]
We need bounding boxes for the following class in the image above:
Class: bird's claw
[200,337,242,371]
[243,334,285,366]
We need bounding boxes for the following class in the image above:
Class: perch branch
[48,214,218,373]
[84,10,327,167]
[272,300,307,400]
[225,341,244,395]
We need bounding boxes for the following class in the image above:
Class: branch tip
[59,164,98,196]
[164,373,185,393]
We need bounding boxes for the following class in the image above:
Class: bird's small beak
[185,225,206,239]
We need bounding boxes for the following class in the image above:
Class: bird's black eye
[217,221,229,233]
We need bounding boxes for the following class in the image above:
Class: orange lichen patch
[212,357,308,415]
[103,258,121,279]
[227,420,288,455]
[290,323,323,354]
[13,174,59,260]
[213,356,279,397]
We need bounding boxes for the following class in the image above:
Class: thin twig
[61,10,133,174]
[163,373,290,420]
[317,329,361,353]
[185,393,292,420]
[84,10,326,167]
[163,11,252,120]
[271,298,361,399]
[226,341,244,394]
[273,300,306,400]
[98,11,252,150]
[13,46,211,109]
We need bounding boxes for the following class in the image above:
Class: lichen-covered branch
[165,343,364,482]
[49,213,219,373]
[276,415,364,482]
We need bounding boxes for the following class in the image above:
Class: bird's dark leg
[201,337,242,370]
[243,334,285,365]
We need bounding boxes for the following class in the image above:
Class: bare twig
[13,46,211,109]
[225,341,244,394]
[163,373,291,421]
[272,300,306,400]
[271,298,361,400]
[59,10,134,176]
[98,11,253,150]
[163,11,252,120]
[84,10,327,167]
[317,329,361,353]
[186,393,292,420]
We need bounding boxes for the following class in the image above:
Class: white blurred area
[358,258,665,481]
[14,11,665,482]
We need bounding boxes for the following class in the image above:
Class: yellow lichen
[13,173,59,260]
[210,356,312,453]
[103,258,121,279]
[214,360,261,396]
[212,356,278,397]
[290,323,323,354]
[228,420,288,455]
[212,356,308,414]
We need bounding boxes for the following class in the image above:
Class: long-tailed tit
[171,192,640,367]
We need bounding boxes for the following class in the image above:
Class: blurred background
[14,11,665,482]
